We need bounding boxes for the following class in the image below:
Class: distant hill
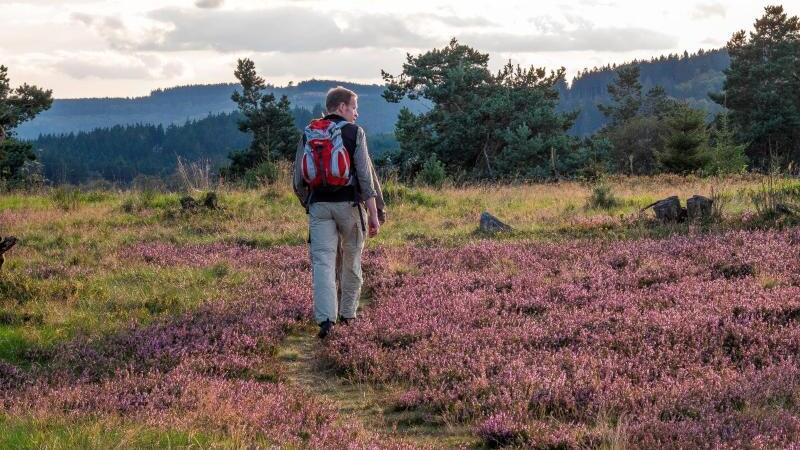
[17,49,729,141]
[561,48,730,136]
[16,79,430,139]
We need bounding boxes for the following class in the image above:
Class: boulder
[0,236,18,270]
[480,212,512,233]
[652,196,686,222]
[687,195,713,221]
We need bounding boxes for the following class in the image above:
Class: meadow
[1,174,799,449]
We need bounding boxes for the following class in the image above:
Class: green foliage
[657,105,710,174]
[226,59,299,180]
[382,39,576,181]
[0,138,36,183]
[416,154,447,188]
[242,160,280,188]
[704,113,749,175]
[711,5,800,168]
[586,181,621,209]
[0,65,53,143]
[598,66,691,175]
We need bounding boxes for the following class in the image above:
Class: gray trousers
[308,201,365,324]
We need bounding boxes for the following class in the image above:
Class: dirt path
[276,302,477,448]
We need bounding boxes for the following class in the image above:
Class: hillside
[15,80,429,139]
[16,50,730,141]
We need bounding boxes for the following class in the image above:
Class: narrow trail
[276,293,478,448]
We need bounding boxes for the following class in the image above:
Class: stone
[687,195,713,221]
[480,212,513,233]
[652,196,686,222]
[0,236,17,270]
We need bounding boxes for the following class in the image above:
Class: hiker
[293,86,386,339]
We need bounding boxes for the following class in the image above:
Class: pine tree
[226,59,299,180]
[598,65,642,127]
[658,105,710,173]
[711,5,800,167]
[704,112,749,174]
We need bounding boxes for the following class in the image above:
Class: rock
[480,212,512,233]
[687,195,713,221]
[180,196,198,211]
[652,196,686,222]
[0,236,17,270]
[201,191,218,209]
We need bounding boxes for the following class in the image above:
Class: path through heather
[276,295,477,449]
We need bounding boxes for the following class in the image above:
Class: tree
[657,105,710,173]
[0,65,52,184]
[382,38,576,180]
[704,112,749,174]
[598,65,642,127]
[225,59,299,180]
[711,5,800,168]
[0,65,53,145]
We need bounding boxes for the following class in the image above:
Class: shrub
[585,181,620,209]
[243,161,279,188]
[416,154,447,189]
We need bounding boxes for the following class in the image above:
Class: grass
[0,173,791,448]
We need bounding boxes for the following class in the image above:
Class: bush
[586,182,620,209]
[242,161,279,188]
[415,154,447,189]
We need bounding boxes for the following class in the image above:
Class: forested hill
[561,48,730,136]
[17,49,730,140]
[15,79,430,139]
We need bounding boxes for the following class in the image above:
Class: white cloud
[130,7,436,52]
[458,26,677,53]
[692,2,727,20]
[48,52,186,80]
[194,0,224,8]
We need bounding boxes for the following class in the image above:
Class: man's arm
[353,127,380,236]
[292,136,309,209]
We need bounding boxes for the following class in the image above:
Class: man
[293,86,385,339]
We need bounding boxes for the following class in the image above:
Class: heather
[326,229,800,448]
[2,176,800,448]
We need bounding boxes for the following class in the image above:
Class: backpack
[301,118,353,191]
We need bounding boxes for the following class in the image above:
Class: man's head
[325,86,358,123]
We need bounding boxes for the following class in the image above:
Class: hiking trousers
[308,201,365,324]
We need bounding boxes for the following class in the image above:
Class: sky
[1,0,796,99]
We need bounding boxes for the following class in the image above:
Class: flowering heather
[1,243,420,448]
[327,229,800,449]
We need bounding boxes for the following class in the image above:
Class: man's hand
[368,213,380,237]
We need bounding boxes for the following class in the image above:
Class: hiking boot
[338,316,354,326]
[318,319,334,339]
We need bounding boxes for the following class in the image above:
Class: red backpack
[301,119,352,190]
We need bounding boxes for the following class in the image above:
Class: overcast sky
[1,0,796,98]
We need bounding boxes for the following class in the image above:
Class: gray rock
[480,212,512,233]
[687,195,713,221]
[652,196,686,222]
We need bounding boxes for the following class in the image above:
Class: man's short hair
[325,86,357,113]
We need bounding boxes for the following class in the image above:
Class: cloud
[195,0,224,9]
[692,2,726,20]
[70,12,164,51]
[131,7,435,53]
[48,52,186,80]
[457,25,677,53]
